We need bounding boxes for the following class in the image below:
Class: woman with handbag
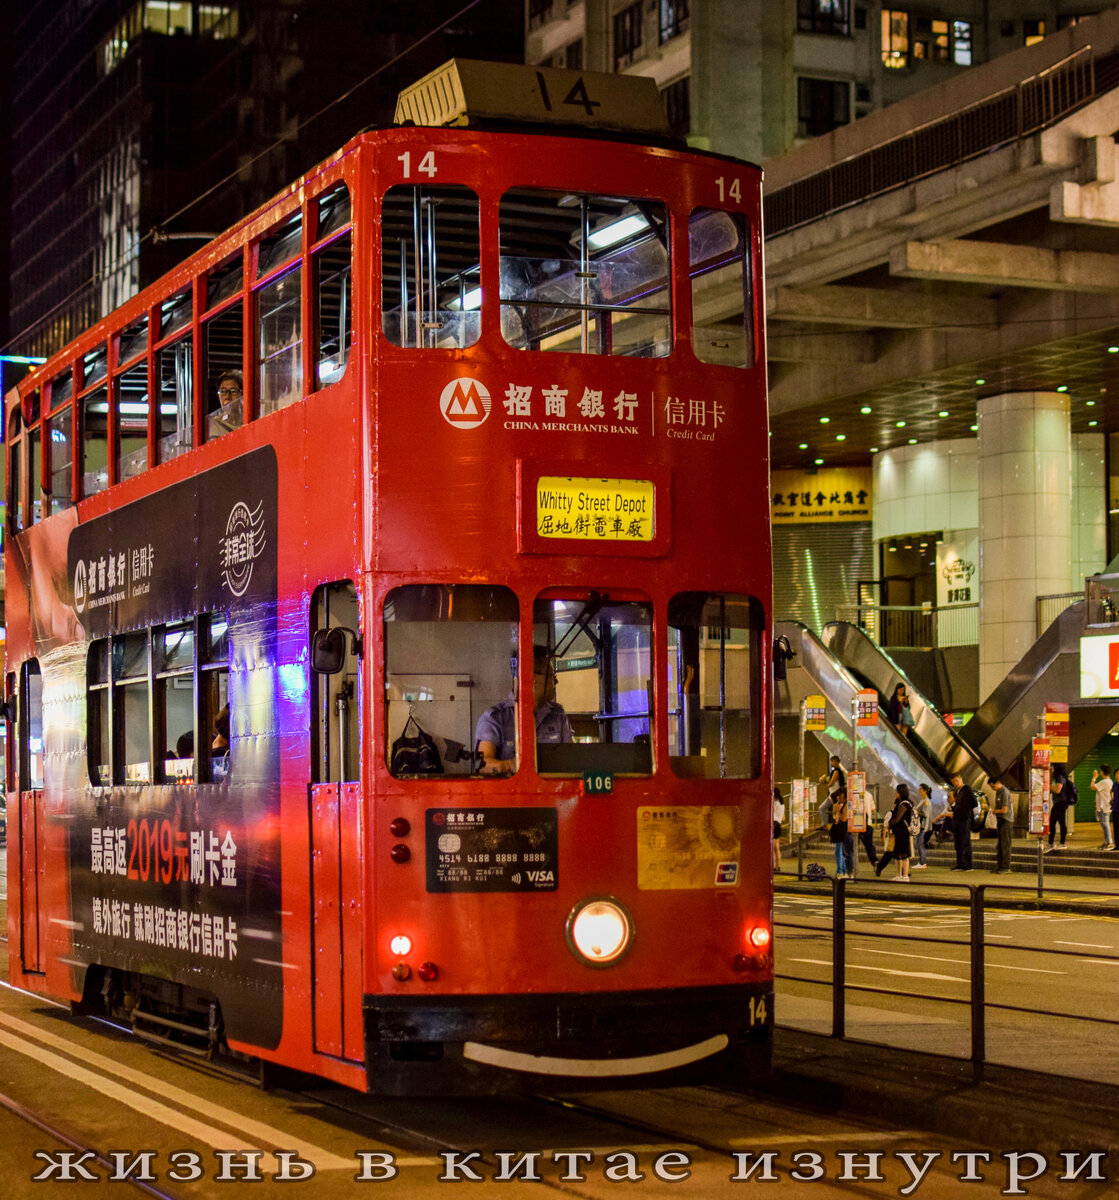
[829,788,853,879]
[875,783,915,880]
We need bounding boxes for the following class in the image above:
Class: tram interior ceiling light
[586,211,649,250]
[447,285,482,311]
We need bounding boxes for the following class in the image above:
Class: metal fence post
[833,877,845,1039]
[970,884,985,1080]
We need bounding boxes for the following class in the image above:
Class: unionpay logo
[439,377,491,429]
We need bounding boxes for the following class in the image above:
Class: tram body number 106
[583,772,614,795]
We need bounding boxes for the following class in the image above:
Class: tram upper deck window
[500,189,670,357]
[204,301,244,441]
[119,315,149,365]
[667,592,762,779]
[689,208,753,368]
[81,386,109,497]
[26,393,41,527]
[157,334,193,462]
[381,185,481,349]
[533,595,653,776]
[257,266,303,414]
[117,358,149,480]
[19,660,44,793]
[160,290,192,340]
[383,585,517,778]
[7,409,21,534]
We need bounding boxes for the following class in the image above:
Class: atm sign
[1079,636,1119,698]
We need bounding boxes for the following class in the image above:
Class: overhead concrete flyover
[754,9,1119,470]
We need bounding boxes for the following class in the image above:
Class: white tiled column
[977,392,1072,702]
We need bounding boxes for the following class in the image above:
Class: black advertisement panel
[426,808,559,893]
[63,448,284,1048]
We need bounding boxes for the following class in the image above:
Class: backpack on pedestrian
[907,804,921,841]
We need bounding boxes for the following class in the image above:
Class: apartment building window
[614,1,644,69]
[953,21,972,65]
[797,77,850,138]
[566,39,584,69]
[798,0,849,37]
[882,10,908,68]
[1024,20,1045,45]
[661,76,690,138]
[913,17,949,61]
[529,0,554,31]
[660,0,690,44]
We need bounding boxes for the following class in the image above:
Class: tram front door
[309,581,363,1061]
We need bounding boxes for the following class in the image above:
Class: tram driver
[474,645,572,775]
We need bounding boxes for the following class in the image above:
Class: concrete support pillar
[977,392,1071,703]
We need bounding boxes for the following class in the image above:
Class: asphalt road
[775,890,1119,1084]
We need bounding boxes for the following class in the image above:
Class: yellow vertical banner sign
[1045,702,1069,764]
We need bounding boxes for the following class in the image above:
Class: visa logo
[527,870,555,884]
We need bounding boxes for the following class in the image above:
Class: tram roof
[393,58,672,142]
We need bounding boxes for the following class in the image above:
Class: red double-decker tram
[4,61,772,1094]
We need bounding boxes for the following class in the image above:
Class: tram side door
[308,582,364,1061]
[15,661,47,974]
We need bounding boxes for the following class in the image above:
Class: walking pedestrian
[989,775,1014,873]
[857,788,878,874]
[949,773,975,871]
[772,786,786,872]
[818,755,845,828]
[913,783,933,869]
[1091,766,1115,849]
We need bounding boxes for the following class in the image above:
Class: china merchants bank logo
[74,559,87,614]
[439,377,491,429]
[220,499,266,597]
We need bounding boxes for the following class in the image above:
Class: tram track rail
[0,1085,187,1200]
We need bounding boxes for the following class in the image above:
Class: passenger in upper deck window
[474,645,572,775]
[210,371,243,436]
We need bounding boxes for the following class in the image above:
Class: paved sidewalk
[779,831,1119,912]
[744,1025,1119,1158]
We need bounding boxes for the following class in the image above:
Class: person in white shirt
[772,787,786,872]
[1091,766,1115,850]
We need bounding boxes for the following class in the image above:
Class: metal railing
[774,876,1119,1082]
[766,46,1100,236]
[833,602,978,649]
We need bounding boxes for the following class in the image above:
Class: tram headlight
[566,897,633,967]
[390,934,412,957]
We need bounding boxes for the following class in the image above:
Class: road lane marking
[1054,940,1112,949]
[789,958,964,982]
[857,947,1065,975]
[0,1011,352,1169]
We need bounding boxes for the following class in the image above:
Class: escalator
[775,621,957,815]
[822,621,992,790]
[959,601,1119,780]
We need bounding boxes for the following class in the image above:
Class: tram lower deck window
[86,613,230,787]
[667,592,762,779]
[383,585,517,778]
[534,595,653,776]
